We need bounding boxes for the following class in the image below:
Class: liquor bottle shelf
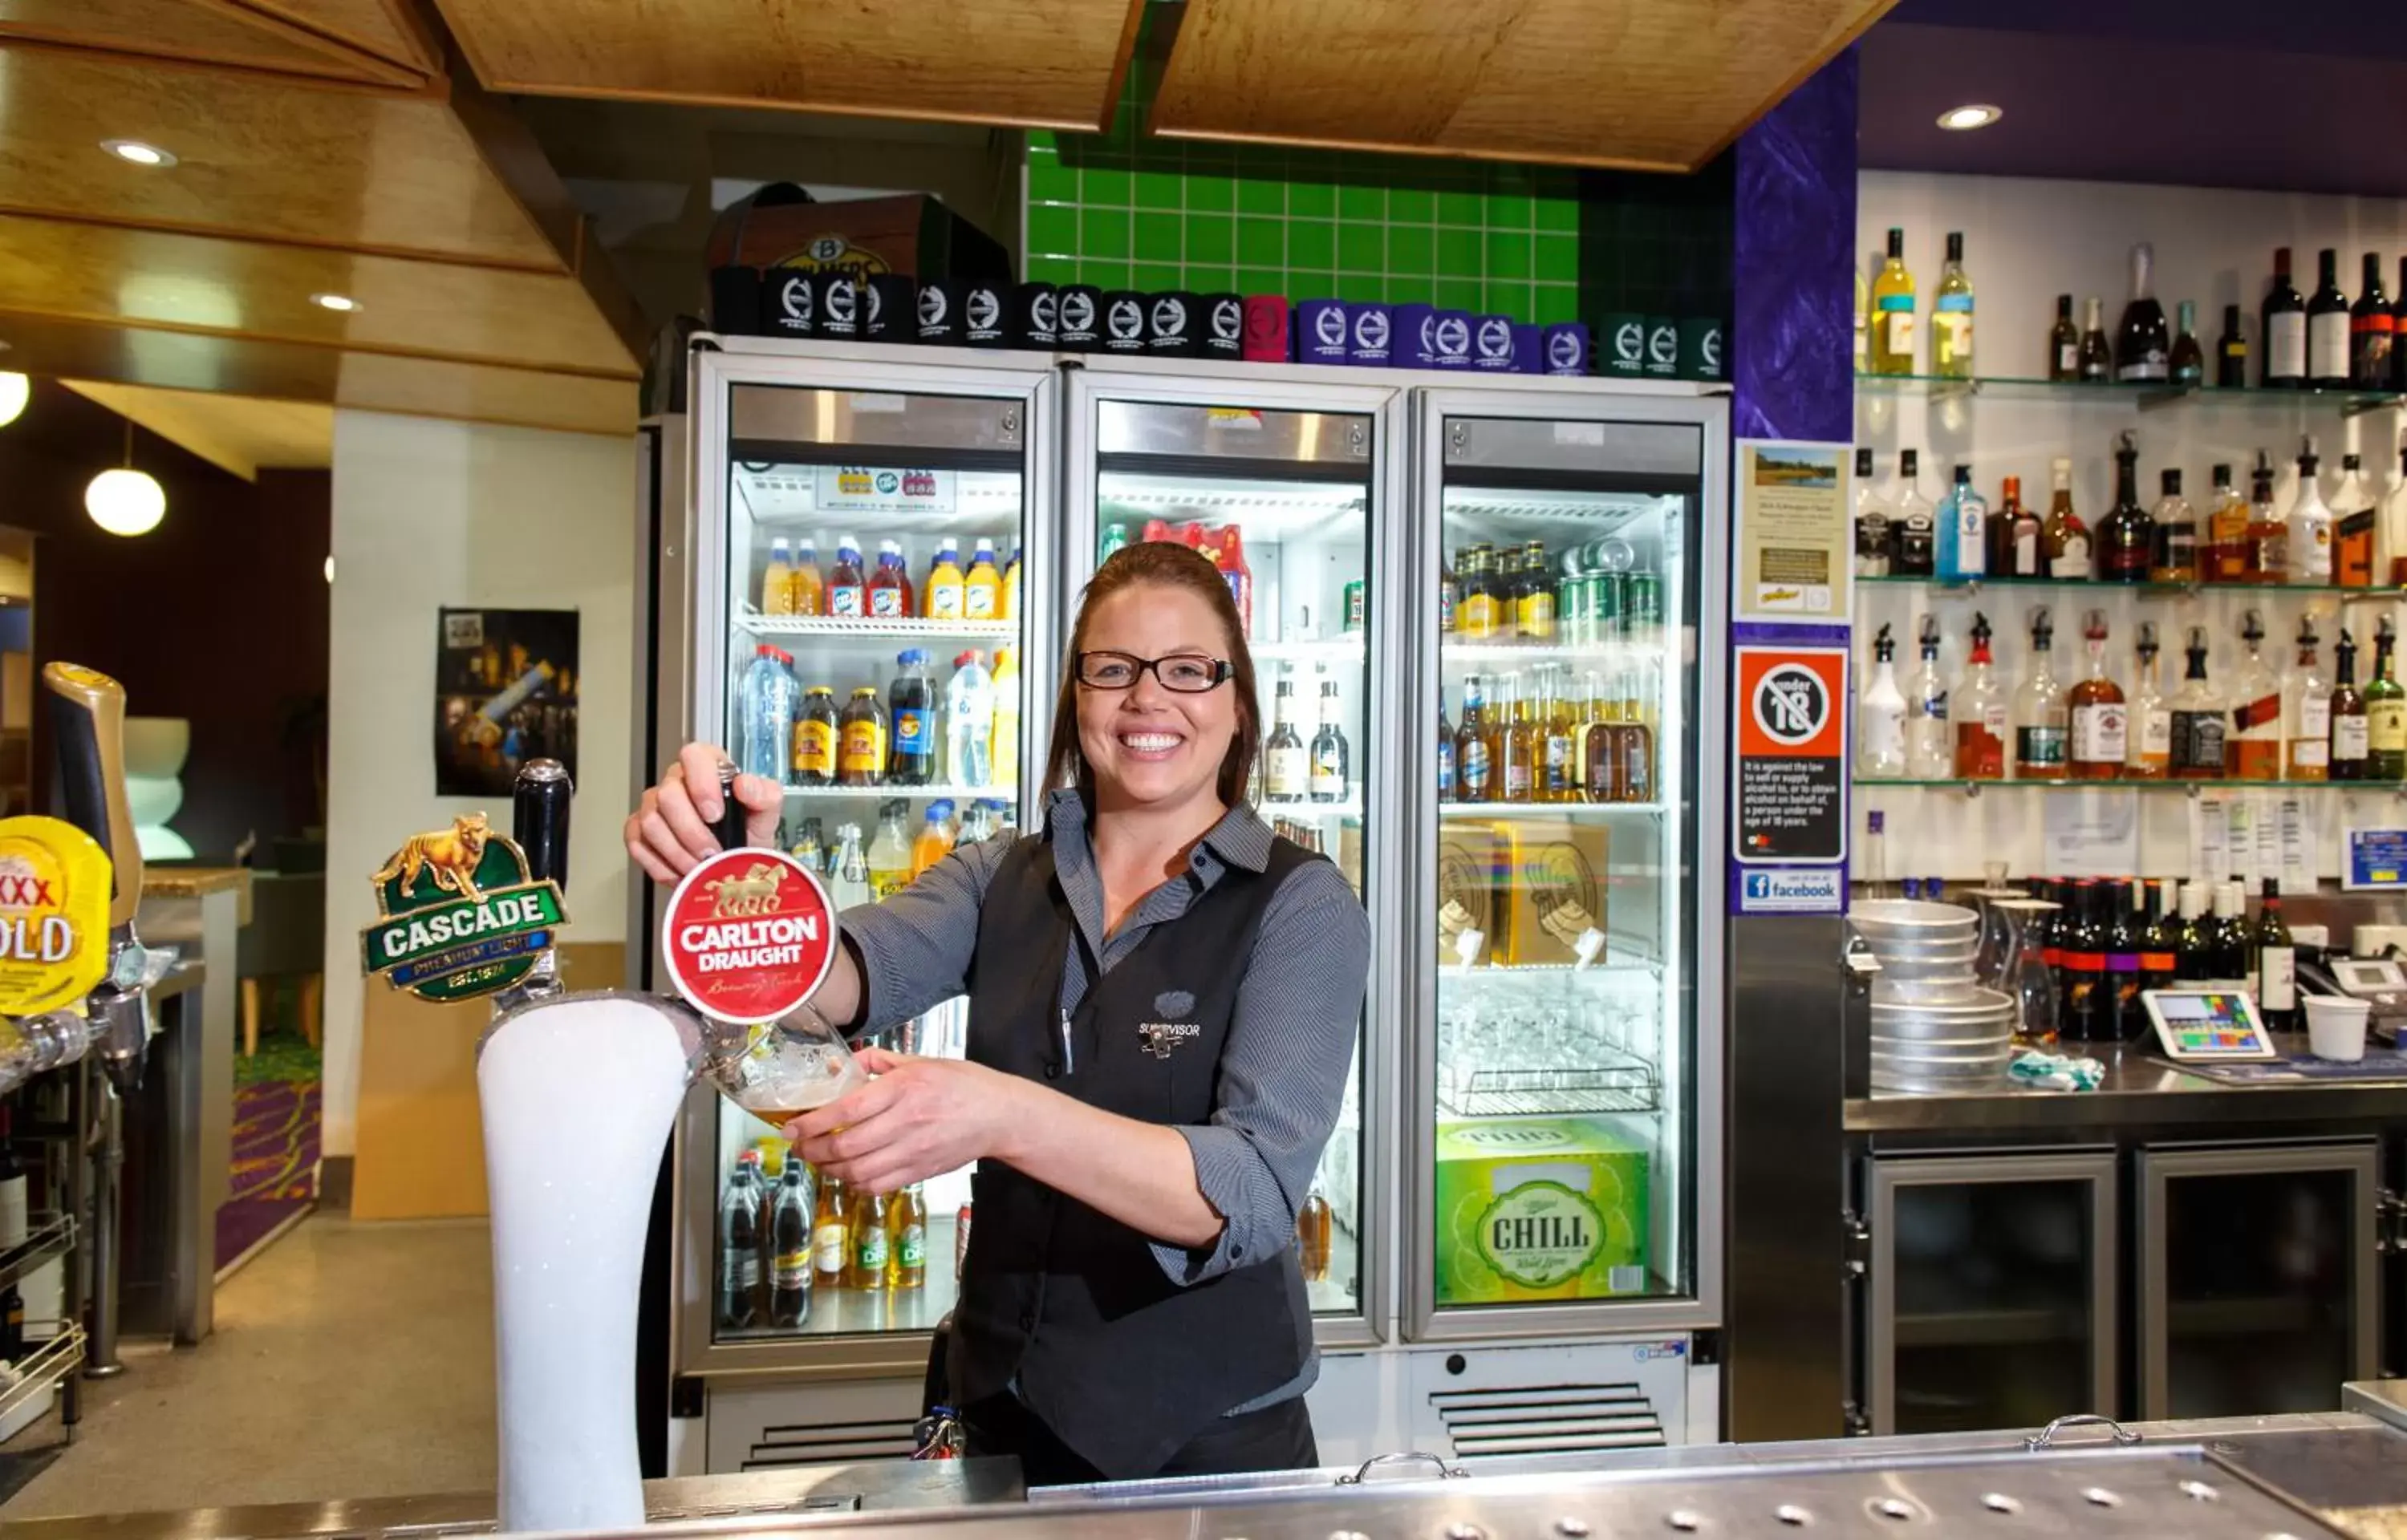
[1443,800,1668,817]
[1860,573,2406,602]
[736,614,1020,640]
[1857,371,2407,418]
[1862,776,2407,797]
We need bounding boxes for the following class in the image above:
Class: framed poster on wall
[434,608,578,796]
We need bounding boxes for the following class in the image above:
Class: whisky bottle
[2064,610,2125,780]
[2168,626,2228,780]
[2125,622,2172,780]
[2285,614,2331,783]
[2225,609,2283,780]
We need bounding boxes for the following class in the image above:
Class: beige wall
[324,411,635,1166]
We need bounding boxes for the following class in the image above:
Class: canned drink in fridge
[1557,573,1590,647]
[1591,571,1622,638]
[1342,580,1366,632]
[1627,572,1663,633]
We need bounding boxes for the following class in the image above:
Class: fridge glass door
[706,380,1034,1346]
[1087,394,1378,1321]
[1421,407,1707,1330]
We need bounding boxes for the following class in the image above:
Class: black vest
[948,829,1319,1478]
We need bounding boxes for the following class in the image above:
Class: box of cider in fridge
[1490,818,1609,967]
[1435,1116,1649,1304]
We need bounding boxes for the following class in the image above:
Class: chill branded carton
[1435,1116,1650,1305]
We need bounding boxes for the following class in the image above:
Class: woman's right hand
[624,742,784,885]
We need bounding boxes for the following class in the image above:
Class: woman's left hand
[789,1048,1026,1193]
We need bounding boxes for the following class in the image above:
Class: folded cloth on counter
[2009,1048,2105,1092]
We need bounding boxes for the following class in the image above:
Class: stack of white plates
[1852,900,2015,1092]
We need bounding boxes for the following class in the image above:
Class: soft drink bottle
[768,1160,812,1327]
[741,644,798,782]
[1216,525,1254,638]
[924,541,964,618]
[912,800,956,877]
[988,646,1021,792]
[869,540,912,618]
[1140,518,1173,544]
[828,537,867,618]
[789,537,825,616]
[963,538,1001,619]
[718,1151,765,1329]
[761,537,794,615]
[888,650,936,786]
[1098,522,1130,561]
[943,650,994,788]
[1000,544,1021,622]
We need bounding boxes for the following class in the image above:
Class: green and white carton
[1435,1116,1650,1304]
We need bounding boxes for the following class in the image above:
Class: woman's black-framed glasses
[1075,650,1232,693]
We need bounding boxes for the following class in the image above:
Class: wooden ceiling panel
[430,0,1142,131]
[63,380,331,478]
[0,0,408,83]
[0,48,563,267]
[233,0,442,75]
[1151,0,1896,172]
[0,216,639,375]
[0,311,636,436]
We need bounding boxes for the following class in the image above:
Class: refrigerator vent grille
[741,1415,919,1469]
[1430,1381,1665,1461]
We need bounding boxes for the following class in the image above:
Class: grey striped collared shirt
[840,788,1369,1295]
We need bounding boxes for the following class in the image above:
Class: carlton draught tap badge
[0,817,112,1016]
[360,813,566,1001]
[661,847,837,1024]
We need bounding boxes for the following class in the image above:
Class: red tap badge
[661,847,838,1024]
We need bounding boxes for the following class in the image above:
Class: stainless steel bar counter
[1846,1035,2407,1133]
[20,1404,2407,1540]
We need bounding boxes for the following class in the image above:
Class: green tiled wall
[1023,15,1582,325]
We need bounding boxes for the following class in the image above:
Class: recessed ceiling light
[100,139,176,167]
[311,293,360,313]
[1937,104,2003,132]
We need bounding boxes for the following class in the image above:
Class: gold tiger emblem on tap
[371,813,492,902]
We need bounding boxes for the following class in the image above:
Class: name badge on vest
[1139,991,1200,1059]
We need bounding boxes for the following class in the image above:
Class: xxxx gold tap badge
[359,813,566,1002]
[661,847,836,1025]
[0,817,112,1016]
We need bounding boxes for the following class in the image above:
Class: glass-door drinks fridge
[1065,363,1407,1343]
[676,342,1058,1400]
[1409,391,1727,1350]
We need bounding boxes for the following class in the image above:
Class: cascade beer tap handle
[42,663,140,928]
[709,761,748,853]
[513,760,574,888]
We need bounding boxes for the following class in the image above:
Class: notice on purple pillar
[1735,440,1853,629]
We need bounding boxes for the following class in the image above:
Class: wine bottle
[2215,302,2249,388]
[2114,243,2170,382]
[2170,299,2205,386]
[2367,616,2405,780]
[2048,294,2080,382]
[2105,879,2145,1042]
[1932,231,1974,379]
[2077,297,2113,381]
[1869,227,1916,377]
[2060,881,2106,1042]
[2254,877,2298,1032]
[2308,247,2351,388]
[2353,252,2396,388]
[2263,246,2307,388]
[2141,880,2180,1000]
[2099,431,2152,582]
[2394,256,2407,391]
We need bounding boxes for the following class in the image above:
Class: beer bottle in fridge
[812,1174,850,1289]
[848,1187,892,1290]
[1297,1188,1333,1283]
[891,1184,927,1290]
[719,1151,765,1330]
[769,1160,813,1327]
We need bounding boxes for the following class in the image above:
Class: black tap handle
[711,763,749,853]
[513,760,573,888]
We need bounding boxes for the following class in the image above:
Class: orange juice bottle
[761,538,794,615]
[911,800,955,877]
[1000,543,1021,622]
[924,541,964,619]
[789,537,825,616]
[963,537,1001,621]
[989,647,1021,790]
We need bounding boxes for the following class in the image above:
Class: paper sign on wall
[2041,788,2140,877]
[2345,828,2407,890]
[1735,442,1852,626]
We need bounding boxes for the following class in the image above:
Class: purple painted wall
[1731,49,1860,444]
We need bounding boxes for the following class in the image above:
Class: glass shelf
[737,614,1019,639]
[1443,640,1661,663]
[1863,776,2405,793]
[781,782,1006,800]
[1253,637,1366,663]
[1443,800,1667,816]
[1860,574,2405,601]
[1259,793,1365,817]
[1857,371,2407,417]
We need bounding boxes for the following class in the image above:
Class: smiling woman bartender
[626,541,1370,1486]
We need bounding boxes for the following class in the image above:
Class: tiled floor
[2,1216,495,1518]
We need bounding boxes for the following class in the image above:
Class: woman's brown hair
[1042,542,1260,808]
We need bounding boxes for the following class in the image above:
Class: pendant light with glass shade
[87,419,165,537]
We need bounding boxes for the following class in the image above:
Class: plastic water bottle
[741,644,798,782]
[944,650,994,788]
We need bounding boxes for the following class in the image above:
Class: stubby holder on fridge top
[359,759,860,1536]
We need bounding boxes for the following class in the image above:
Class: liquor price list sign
[1730,634,1849,914]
